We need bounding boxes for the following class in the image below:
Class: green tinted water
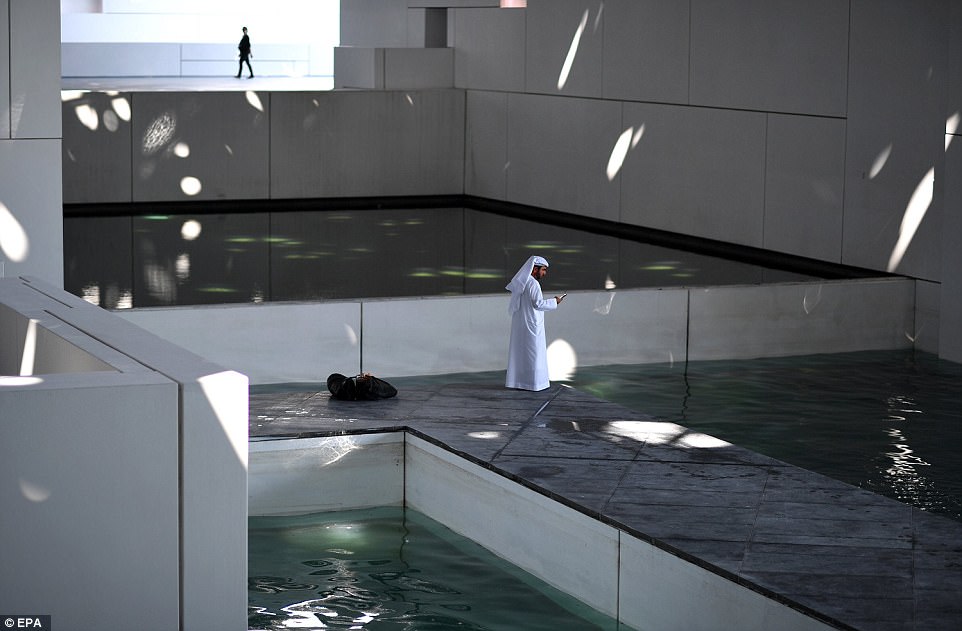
[248,507,618,630]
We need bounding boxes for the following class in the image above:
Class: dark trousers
[237,56,253,77]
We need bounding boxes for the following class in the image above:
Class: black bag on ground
[327,373,398,401]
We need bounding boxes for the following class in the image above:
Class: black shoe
[235,75,241,78]
[248,75,254,79]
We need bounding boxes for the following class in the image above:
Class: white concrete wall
[1,0,62,286]
[119,279,915,385]
[0,276,248,631]
[62,89,466,204]
[403,0,957,363]
[117,301,362,385]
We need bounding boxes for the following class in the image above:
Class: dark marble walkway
[249,380,962,631]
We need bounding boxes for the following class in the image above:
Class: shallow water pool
[248,507,618,630]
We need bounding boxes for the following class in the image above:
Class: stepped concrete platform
[249,380,962,631]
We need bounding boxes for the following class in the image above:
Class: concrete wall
[335,0,962,363]
[0,0,62,286]
[247,433,833,631]
[62,89,465,203]
[0,277,248,631]
[58,1,962,361]
[118,278,914,385]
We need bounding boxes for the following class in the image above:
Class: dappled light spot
[112,97,131,122]
[887,167,934,272]
[593,292,615,315]
[0,376,43,387]
[74,104,99,131]
[344,324,359,347]
[181,219,202,240]
[175,254,191,281]
[82,284,100,306]
[60,90,85,102]
[868,143,892,179]
[103,109,120,132]
[197,371,249,465]
[606,128,633,181]
[468,431,502,439]
[0,202,29,262]
[547,338,577,381]
[245,91,265,112]
[802,284,823,315]
[605,420,729,449]
[145,262,176,302]
[180,176,203,196]
[19,319,37,376]
[947,112,960,151]
[606,125,644,181]
[142,112,176,155]
[557,9,589,90]
[19,478,51,503]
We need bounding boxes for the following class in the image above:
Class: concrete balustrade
[116,277,914,386]
[0,276,248,631]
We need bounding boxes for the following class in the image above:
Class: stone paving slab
[249,380,962,630]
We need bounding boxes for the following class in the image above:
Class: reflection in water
[248,507,613,630]
[64,207,816,309]
[570,350,962,521]
[883,394,936,509]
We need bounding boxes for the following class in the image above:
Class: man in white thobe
[505,256,565,391]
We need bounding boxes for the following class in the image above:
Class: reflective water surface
[248,507,616,630]
[64,207,817,308]
[388,350,962,522]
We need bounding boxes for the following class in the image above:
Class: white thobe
[505,275,557,391]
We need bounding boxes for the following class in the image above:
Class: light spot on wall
[0,202,30,262]
[111,97,132,122]
[74,103,99,131]
[142,112,177,155]
[869,143,892,179]
[180,176,203,196]
[606,125,644,181]
[174,142,191,158]
[19,478,51,503]
[547,338,577,381]
[0,376,43,386]
[557,9,589,90]
[245,91,265,112]
[946,111,960,151]
[887,167,934,273]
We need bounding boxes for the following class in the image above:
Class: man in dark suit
[236,26,253,78]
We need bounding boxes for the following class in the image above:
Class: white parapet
[0,276,248,631]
